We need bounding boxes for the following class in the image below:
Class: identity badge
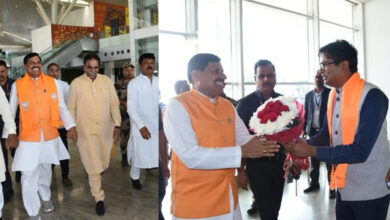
[227,118,232,124]
[22,101,29,111]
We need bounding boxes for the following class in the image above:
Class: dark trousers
[336,192,390,220]
[246,157,285,220]
[58,128,69,178]
[309,157,331,186]
[1,138,13,194]
[309,128,331,186]
[158,161,166,220]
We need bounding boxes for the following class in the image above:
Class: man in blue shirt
[285,40,390,220]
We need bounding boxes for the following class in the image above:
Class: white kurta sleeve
[61,81,70,103]
[55,80,75,130]
[0,88,16,135]
[163,98,242,170]
[2,83,18,138]
[127,79,145,130]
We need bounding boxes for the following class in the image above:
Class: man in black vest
[236,59,285,220]
[302,69,334,198]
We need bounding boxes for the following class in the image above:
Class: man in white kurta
[0,87,17,219]
[2,53,77,219]
[163,53,280,220]
[67,53,121,216]
[127,53,159,189]
[47,62,73,186]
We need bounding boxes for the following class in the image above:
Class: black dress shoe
[304,184,320,193]
[329,190,336,199]
[247,201,257,216]
[95,201,105,216]
[131,179,142,190]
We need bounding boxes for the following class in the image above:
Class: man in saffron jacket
[285,40,390,220]
[3,53,77,219]
[163,53,281,219]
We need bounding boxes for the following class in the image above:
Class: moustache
[262,82,273,86]
[88,71,98,75]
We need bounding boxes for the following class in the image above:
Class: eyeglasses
[319,61,336,69]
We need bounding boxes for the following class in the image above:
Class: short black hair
[0,60,7,68]
[47,63,59,71]
[84,53,101,65]
[174,80,189,94]
[139,53,155,64]
[254,59,275,75]
[319,39,358,73]
[187,53,220,83]
[23,52,41,65]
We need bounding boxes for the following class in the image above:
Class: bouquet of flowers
[249,97,310,184]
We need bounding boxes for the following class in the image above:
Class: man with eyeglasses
[67,53,121,216]
[236,59,285,220]
[285,40,390,220]
[302,69,333,197]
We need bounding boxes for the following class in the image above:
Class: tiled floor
[162,164,390,220]
[2,142,158,220]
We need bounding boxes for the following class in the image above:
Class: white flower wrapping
[249,97,299,136]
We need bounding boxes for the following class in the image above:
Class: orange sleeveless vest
[327,72,364,190]
[171,89,237,218]
[16,73,60,141]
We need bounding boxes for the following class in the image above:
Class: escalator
[41,38,98,70]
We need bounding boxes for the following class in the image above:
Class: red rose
[280,105,289,112]
[269,112,278,122]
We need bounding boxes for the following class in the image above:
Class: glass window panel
[319,0,354,28]
[319,21,354,48]
[243,2,310,83]
[198,0,233,82]
[274,84,313,104]
[244,85,257,97]
[244,84,312,104]
[159,0,186,32]
[159,33,194,103]
[249,0,308,15]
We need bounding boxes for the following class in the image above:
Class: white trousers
[21,163,52,216]
[130,159,141,180]
[0,184,3,218]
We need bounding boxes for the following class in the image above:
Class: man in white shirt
[127,53,159,190]
[0,85,18,219]
[47,63,73,187]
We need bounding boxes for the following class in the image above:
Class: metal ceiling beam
[52,0,59,23]
[35,0,51,25]
[58,0,77,24]
[2,31,32,44]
